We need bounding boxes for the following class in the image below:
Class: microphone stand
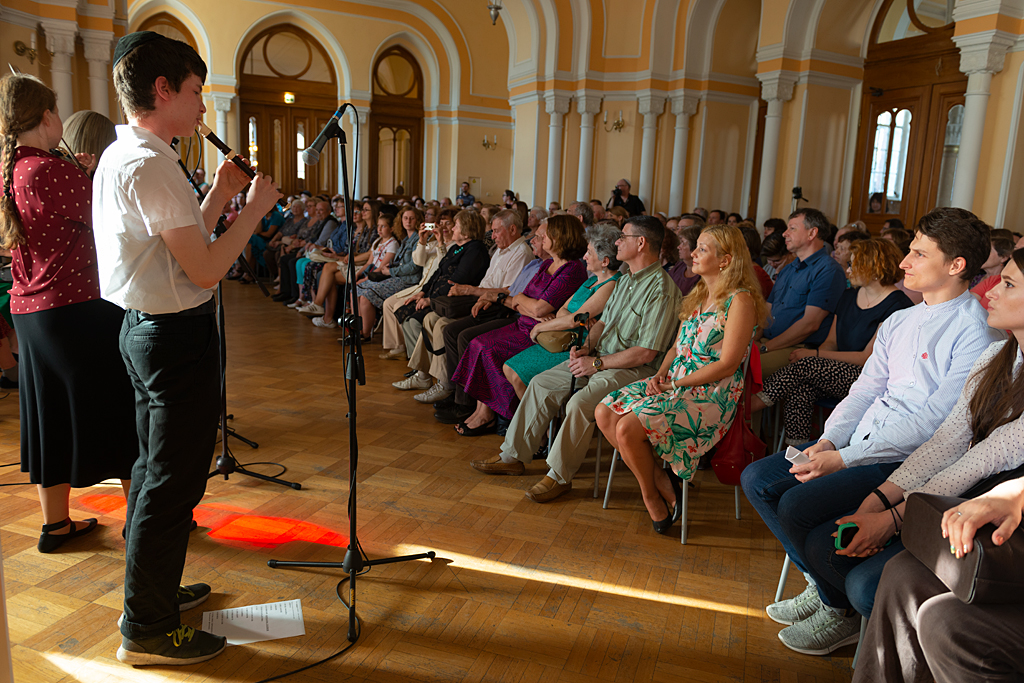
[173,147,300,491]
[267,120,434,643]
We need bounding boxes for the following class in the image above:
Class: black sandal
[454,418,497,437]
[38,516,98,553]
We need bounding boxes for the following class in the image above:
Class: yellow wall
[794,83,852,222]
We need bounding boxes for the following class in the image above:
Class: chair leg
[852,615,868,668]
[774,555,792,603]
[593,437,601,499]
[602,449,618,509]
[680,478,689,544]
[734,485,741,520]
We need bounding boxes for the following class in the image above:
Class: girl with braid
[0,74,135,553]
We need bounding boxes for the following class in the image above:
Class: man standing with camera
[608,178,645,216]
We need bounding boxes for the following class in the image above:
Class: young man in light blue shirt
[741,207,1003,656]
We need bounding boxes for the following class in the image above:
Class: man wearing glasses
[608,178,646,217]
[470,216,680,503]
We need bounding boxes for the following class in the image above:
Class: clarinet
[195,122,286,206]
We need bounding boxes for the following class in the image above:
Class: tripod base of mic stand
[209,455,302,490]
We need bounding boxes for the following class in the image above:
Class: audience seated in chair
[394,209,534,403]
[760,232,793,282]
[752,239,913,446]
[740,207,1003,657]
[755,208,848,378]
[800,251,1023,662]
[502,222,622,400]
[666,224,703,295]
[594,225,767,534]
[469,215,682,505]
[448,215,589,435]
[379,215,455,361]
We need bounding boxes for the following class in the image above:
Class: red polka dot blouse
[9,146,101,314]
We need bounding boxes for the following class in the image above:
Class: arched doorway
[850,0,964,231]
[238,26,338,197]
[369,47,424,200]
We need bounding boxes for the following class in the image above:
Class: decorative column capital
[637,93,666,117]
[544,93,571,116]
[670,92,700,118]
[210,93,235,112]
[40,20,77,56]
[953,30,1015,76]
[80,29,113,63]
[576,92,602,116]
[756,70,798,102]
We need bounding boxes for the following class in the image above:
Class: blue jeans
[805,517,905,616]
[119,300,220,638]
[740,447,900,602]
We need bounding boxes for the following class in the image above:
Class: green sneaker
[116,624,226,666]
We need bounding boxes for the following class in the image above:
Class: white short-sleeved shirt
[93,125,212,314]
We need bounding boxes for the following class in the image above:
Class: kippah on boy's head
[113,31,207,118]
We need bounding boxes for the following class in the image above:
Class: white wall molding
[0,7,41,30]
[703,90,758,105]
[128,0,212,66]
[801,71,862,90]
[953,0,1024,22]
[954,29,1016,74]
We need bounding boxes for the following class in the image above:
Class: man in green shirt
[471,216,682,502]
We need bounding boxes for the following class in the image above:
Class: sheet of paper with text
[202,599,306,645]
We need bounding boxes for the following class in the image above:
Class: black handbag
[429,295,477,319]
[902,492,1024,605]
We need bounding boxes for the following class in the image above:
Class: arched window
[138,13,197,51]
[370,47,424,199]
[239,26,338,197]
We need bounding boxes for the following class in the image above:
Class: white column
[41,22,77,114]
[347,106,371,199]
[80,30,113,118]
[668,93,699,217]
[575,93,601,202]
[637,94,666,213]
[544,93,570,208]
[755,71,796,225]
[950,31,1013,211]
[209,93,235,163]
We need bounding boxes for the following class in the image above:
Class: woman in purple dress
[452,215,589,436]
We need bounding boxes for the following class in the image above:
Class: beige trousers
[499,361,653,484]
[381,286,418,351]
[408,312,454,382]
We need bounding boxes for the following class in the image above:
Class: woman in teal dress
[595,225,768,533]
[503,221,622,398]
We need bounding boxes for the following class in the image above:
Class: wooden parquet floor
[0,281,855,682]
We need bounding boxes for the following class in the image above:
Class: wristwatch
[759,343,769,354]
[496,292,508,306]
[592,356,603,370]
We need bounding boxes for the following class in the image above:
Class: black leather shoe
[533,444,548,460]
[271,293,290,302]
[433,394,456,410]
[435,404,473,424]
[496,415,511,436]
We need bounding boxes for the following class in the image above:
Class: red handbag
[711,345,767,486]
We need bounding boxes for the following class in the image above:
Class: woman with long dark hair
[0,73,135,552]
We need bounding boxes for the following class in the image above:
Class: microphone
[301,108,342,166]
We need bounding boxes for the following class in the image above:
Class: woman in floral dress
[595,225,767,533]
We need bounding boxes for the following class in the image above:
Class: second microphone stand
[267,118,434,643]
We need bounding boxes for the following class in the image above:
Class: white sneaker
[287,300,307,309]
[311,316,337,329]
[297,302,325,317]
[392,374,432,391]
[766,577,822,625]
[414,383,452,404]
[777,604,861,655]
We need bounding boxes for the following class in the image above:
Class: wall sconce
[283,92,295,104]
[482,135,497,150]
[604,110,625,133]
[14,34,48,66]
[488,1,503,26]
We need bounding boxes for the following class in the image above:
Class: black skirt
[13,298,137,487]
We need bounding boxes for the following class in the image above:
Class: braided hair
[0,74,57,249]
